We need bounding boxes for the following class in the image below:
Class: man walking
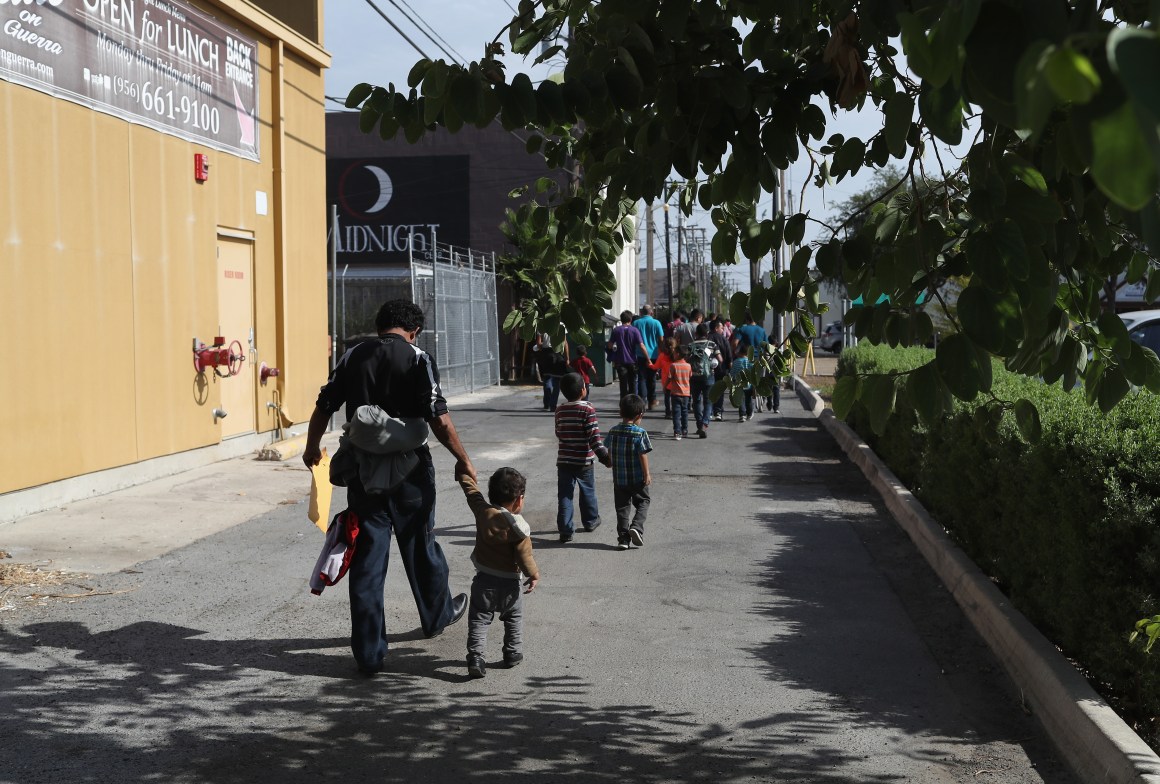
[675,308,704,348]
[607,310,644,400]
[303,300,471,675]
[633,305,664,409]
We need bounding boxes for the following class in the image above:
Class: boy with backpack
[689,323,720,439]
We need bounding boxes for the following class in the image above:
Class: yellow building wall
[0,4,328,495]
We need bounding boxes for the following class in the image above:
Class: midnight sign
[327,156,470,267]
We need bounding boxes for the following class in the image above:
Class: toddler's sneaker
[617,536,630,550]
[467,654,486,679]
[504,651,524,668]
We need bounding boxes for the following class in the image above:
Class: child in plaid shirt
[604,394,653,550]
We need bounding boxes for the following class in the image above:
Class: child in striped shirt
[554,373,612,543]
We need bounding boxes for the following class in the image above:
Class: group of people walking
[299,298,783,682]
[606,306,781,439]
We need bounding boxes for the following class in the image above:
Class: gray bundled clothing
[329,405,429,494]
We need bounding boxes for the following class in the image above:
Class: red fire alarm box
[194,153,209,182]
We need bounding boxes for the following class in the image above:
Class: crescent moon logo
[364,165,393,213]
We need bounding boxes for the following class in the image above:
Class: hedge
[837,344,1160,744]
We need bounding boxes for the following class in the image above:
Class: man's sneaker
[674,433,682,441]
[629,529,644,547]
[773,408,780,414]
[697,428,707,439]
[617,537,630,550]
[738,416,745,423]
[582,519,602,532]
[559,532,574,543]
[503,651,524,668]
[746,413,754,421]
[713,412,723,421]
[467,655,486,679]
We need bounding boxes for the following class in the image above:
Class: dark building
[326,112,563,272]
[325,112,568,375]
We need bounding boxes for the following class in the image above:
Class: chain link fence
[410,242,501,397]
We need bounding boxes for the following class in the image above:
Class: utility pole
[645,202,655,306]
[663,203,674,313]
[676,209,684,309]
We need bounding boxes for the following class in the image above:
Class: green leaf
[1043,47,1101,103]
[1013,398,1042,443]
[729,291,749,327]
[1090,101,1160,211]
[936,333,991,401]
[907,361,944,427]
[899,14,935,83]
[884,93,914,159]
[1013,41,1056,137]
[789,246,812,279]
[831,374,859,420]
[1108,27,1160,122]
[1098,310,1134,359]
[862,374,897,436]
[502,309,521,333]
[784,213,807,246]
[919,80,964,145]
[347,82,374,109]
[1098,366,1131,412]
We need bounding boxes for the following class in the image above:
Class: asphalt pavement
[0,381,1077,783]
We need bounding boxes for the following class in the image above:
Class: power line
[499,0,518,13]
[363,0,430,61]
[396,0,469,64]
[374,0,462,64]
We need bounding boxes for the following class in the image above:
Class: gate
[410,241,501,397]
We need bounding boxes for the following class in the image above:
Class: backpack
[690,339,715,377]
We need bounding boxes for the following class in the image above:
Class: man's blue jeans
[691,375,712,430]
[345,453,457,671]
[635,357,657,404]
[557,462,601,534]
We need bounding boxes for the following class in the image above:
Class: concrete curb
[791,375,1160,784]
[257,434,308,461]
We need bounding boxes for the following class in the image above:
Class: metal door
[216,235,256,438]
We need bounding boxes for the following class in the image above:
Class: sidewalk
[0,384,514,577]
[0,379,1076,783]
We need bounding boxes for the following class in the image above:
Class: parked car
[1121,309,1160,354]
[813,320,844,353]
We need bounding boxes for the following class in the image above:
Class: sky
[323,1,922,294]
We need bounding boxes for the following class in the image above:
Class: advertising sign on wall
[0,0,260,161]
[327,156,470,268]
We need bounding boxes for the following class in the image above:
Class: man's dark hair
[376,300,426,333]
[711,319,724,330]
[744,310,756,324]
[690,308,703,322]
[561,372,585,401]
[488,467,526,506]
[620,393,646,420]
[620,310,634,324]
[696,323,709,337]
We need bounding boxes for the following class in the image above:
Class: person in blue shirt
[732,311,768,357]
[632,304,664,409]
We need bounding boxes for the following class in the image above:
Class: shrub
[837,344,1160,742]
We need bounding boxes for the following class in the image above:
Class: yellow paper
[308,448,332,533]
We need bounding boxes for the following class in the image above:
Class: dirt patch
[0,555,124,611]
[800,373,836,406]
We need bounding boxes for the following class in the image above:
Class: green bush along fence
[837,344,1160,742]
